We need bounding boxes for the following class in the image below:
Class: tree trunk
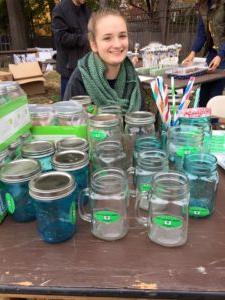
[6,0,27,49]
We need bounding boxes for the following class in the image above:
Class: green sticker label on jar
[176,146,199,157]
[152,215,183,229]
[94,210,121,224]
[87,104,95,113]
[70,202,76,224]
[5,193,15,214]
[90,130,108,141]
[189,206,210,217]
[138,183,152,192]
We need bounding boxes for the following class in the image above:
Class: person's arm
[52,6,88,49]
[182,16,206,65]
[63,68,87,100]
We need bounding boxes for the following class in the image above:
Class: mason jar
[136,171,190,247]
[21,140,55,171]
[184,153,219,218]
[29,105,54,126]
[0,86,8,105]
[168,125,204,171]
[179,116,212,152]
[52,150,89,205]
[92,140,127,171]
[53,101,86,125]
[29,171,77,243]
[97,105,123,129]
[124,111,155,136]
[0,159,41,222]
[5,82,25,100]
[56,137,89,153]
[70,95,94,114]
[88,114,122,155]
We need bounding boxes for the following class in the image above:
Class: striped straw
[178,76,195,111]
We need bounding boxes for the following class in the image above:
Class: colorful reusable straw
[170,76,176,125]
[177,76,195,111]
[193,87,201,108]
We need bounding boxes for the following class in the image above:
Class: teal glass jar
[133,136,161,167]
[92,140,127,171]
[0,159,41,222]
[168,125,204,171]
[21,140,55,171]
[184,153,219,218]
[179,116,212,152]
[135,150,169,210]
[29,171,77,243]
[52,150,89,204]
[56,137,89,153]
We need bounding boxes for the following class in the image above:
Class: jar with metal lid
[4,81,25,100]
[29,105,54,126]
[52,150,89,204]
[179,116,212,152]
[21,140,55,171]
[0,86,8,105]
[168,125,204,171]
[53,101,86,125]
[92,140,127,171]
[56,137,89,153]
[97,105,123,129]
[88,114,122,155]
[0,159,41,222]
[70,95,94,114]
[125,111,155,136]
[184,153,219,218]
[29,171,77,243]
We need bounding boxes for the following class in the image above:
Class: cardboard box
[0,71,13,81]
[9,62,45,96]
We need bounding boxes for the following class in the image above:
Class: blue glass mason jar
[135,150,169,210]
[184,153,219,218]
[0,159,41,222]
[56,137,89,153]
[52,150,89,205]
[92,140,127,171]
[168,125,204,171]
[29,171,77,243]
[21,140,55,171]
[179,116,212,152]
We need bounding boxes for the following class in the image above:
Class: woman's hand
[182,51,195,66]
[131,55,139,67]
[208,55,221,71]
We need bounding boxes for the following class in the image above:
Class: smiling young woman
[64,8,144,114]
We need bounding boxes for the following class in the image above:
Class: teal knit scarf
[78,52,142,114]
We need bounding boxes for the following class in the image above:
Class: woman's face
[90,15,129,67]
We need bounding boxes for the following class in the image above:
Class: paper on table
[138,75,154,82]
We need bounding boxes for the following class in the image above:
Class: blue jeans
[199,50,225,107]
[61,76,69,100]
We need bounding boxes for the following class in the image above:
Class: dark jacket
[192,0,225,58]
[52,0,91,78]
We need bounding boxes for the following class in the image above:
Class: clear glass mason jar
[29,171,77,243]
[29,105,54,126]
[79,168,129,241]
[135,171,190,247]
[21,140,55,171]
[168,125,204,171]
[52,150,89,205]
[70,95,94,114]
[124,111,155,136]
[179,116,212,152]
[56,137,89,153]
[5,82,25,100]
[53,101,86,125]
[92,140,127,171]
[183,153,219,218]
[97,105,123,129]
[88,114,122,156]
[0,159,41,222]
[135,150,169,210]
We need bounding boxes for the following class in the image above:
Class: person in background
[182,0,225,107]
[52,0,91,100]
[64,8,144,113]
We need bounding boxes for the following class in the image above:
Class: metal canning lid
[0,159,41,183]
[0,148,10,162]
[125,111,155,125]
[29,171,76,200]
[56,137,89,152]
[52,150,89,171]
[21,140,55,158]
[70,95,92,105]
[89,114,120,127]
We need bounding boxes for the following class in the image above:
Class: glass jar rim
[89,113,120,127]
[125,111,155,125]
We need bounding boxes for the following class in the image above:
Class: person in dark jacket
[182,0,225,107]
[52,0,91,100]
[64,8,144,114]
